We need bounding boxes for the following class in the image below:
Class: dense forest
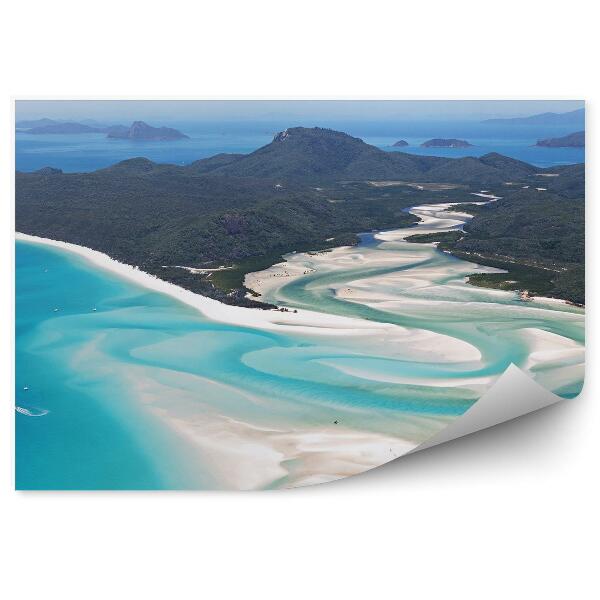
[16,127,585,306]
[446,192,584,304]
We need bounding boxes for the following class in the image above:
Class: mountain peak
[272,126,364,143]
[273,129,291,142]
[216,127,386,180]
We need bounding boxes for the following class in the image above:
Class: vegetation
[421,139,472,148]
[445,191,585,304]
[405,231,463,246]
[15,126,585,306]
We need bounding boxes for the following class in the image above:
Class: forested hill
[15,126,585,306]
[446,192,584,304]
[193,127,543,184]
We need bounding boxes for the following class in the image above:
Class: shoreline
[15,232,455,342]
[243,201,575,311]
[16,229,584,488]
[17,232,435,488]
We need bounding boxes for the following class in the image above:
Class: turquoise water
[16,243,216,489]
[17,240,480,489]
[252,202,585,399]
[16,199,585,489]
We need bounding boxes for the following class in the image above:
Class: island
[421,138,472,148]
[536,131,584,148]
[15,126,584,305]
[483,108,584,126]
[392,140,409,147]
[16,118,62,129]
[106,121,189,141]
[26,122,106,134]
[17,118,189,140]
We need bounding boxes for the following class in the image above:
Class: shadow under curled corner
[328,363,579,490]
[410,363,565,453]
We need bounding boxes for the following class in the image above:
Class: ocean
[15,119,584,172]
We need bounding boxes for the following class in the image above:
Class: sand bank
[18,232,487,367]
[16,233,422,340]
[126,363,425,490]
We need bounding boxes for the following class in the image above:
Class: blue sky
[16,100,584,123]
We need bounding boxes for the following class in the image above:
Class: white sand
[17,231,492,367]
[16,232,426,340]
[470,192,501,200]
[17,218,584,488]
[521,328,584,369]
[127,366,421,490]
[165,411,418,489]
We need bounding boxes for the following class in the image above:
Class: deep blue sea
[16,119,584,172]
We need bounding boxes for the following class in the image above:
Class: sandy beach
[17,231,469,487]
[17,232,484,364]
[16,204,584,488]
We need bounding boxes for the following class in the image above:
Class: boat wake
[15,405,50,417]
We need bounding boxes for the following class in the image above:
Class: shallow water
[15,201,584,489]
[14,242,466,489]
[250,201,585,399]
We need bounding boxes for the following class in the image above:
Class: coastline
[16,227,584,488]
[17,232,440,488]
[244,202,575,311]
[17,231,489,364]
[15,232,422,339]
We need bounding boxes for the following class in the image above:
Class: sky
[15,100,584,124]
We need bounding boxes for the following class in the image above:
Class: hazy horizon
[15,99,584,124]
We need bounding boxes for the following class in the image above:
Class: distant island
[421,138,472,148]
[16,118,62,129]
[536,131,584,148]
[392,140,409,147]
[107,121,189,141]
[27,122,106,134]
[482,108,584,126]
[17,118,189,141]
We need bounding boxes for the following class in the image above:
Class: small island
[421,138,472,148]
[107,121,189,141]
[392,140,409,147]
[536,131,584,148]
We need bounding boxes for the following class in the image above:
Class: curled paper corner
[410,364,565,454]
